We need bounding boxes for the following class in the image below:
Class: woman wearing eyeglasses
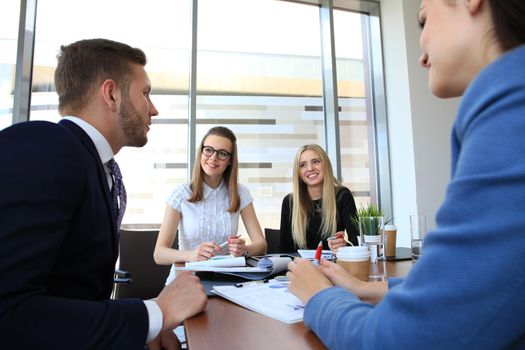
[154,126,267,284]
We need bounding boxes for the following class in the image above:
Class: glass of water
[410,214,426,261]
[359,216,387,281]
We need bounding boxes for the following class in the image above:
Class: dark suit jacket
[0,120,148,349]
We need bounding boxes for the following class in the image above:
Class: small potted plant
[351,204,390,233]
[351,204,392,272]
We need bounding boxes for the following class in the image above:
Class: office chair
[264,228,281,254]
[113,228,172,300]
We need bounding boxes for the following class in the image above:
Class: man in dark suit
[0,38,207,349]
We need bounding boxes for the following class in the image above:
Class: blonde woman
[279,144,358,252]
[154,126,267,284]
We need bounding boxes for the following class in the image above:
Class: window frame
[11,0,392,221]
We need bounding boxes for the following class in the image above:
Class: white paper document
[212,280,304,324]
[297,249,333,260]
[184,256,246,268]
[174,256,291,280]
[175,265,270,272]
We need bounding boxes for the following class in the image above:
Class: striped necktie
[107,158,127,229]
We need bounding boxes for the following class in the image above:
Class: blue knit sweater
[303,45,525,349]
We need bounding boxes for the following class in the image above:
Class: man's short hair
[54,38,147,114]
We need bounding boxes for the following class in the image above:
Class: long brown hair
[188,126,240,213]
[290,144,342,247]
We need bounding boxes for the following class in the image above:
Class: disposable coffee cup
[384,224,397,258]
[336,246,370,282]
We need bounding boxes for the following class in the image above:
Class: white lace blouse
[164,181,253,284]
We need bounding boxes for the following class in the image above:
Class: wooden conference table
[184,259,413,350]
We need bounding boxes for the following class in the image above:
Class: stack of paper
[228,256,290,280]
[175,256,291,280]
[185,256,246,268]
[176,256,268,273]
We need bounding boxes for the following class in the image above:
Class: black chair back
[115,229,171,300]
[264,228,281,254]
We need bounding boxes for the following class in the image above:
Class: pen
[219,233,241,251]
[314,240,323,265]
[235,279,269,288]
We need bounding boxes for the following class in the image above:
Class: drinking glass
[410,214,427,261]
[359,216,386,281]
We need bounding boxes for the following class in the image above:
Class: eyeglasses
[202,145,231,160]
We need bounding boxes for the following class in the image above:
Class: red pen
[314,240,323,265]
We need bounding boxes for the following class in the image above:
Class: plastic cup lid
[336,246,370,260]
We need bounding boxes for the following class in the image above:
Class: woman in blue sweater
[286,0,525,349]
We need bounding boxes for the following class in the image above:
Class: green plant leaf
[351,203,392,232]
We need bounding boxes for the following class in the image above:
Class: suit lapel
[58,119,119,249]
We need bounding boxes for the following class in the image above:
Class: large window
[0,0,20,130]
[334,9,372,207]
[30,0,192,225]
[196,0,325,232]
[5,0,389,231]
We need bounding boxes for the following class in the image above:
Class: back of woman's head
[489,0,525,51]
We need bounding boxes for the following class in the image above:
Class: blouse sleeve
[165,184,189,212]
[337,186,359,245]
[238,183,254,211]
[279,194,296,253]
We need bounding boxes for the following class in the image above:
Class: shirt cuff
[144,300,163,343]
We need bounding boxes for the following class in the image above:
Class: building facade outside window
[4,0,389,233]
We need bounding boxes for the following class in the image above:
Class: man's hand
[154,271,207,330]
[286,258,333,304]
[147,329,181,350]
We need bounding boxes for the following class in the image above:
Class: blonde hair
[290,144,341,248]
[188,126,240,213]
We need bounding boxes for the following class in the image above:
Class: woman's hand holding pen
[286,258,332,304]
[191,241,220,261]
[287,258,389,305]
[318,259,388,305]
[327,231,346,252]
[227,235,247,257]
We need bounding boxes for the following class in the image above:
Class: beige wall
[380,0,459,247]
